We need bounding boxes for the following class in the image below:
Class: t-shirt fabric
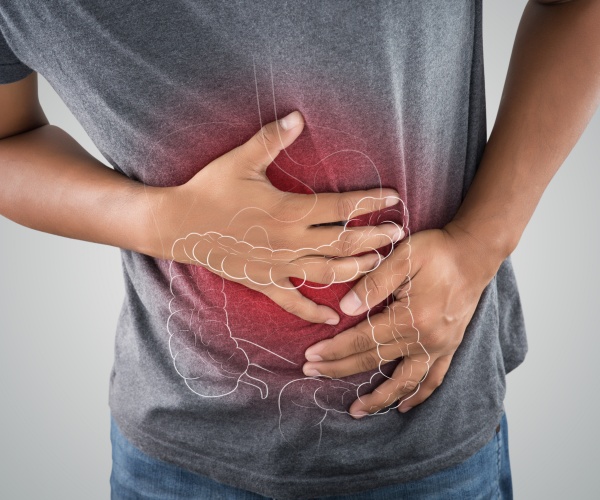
[0,1,528,499]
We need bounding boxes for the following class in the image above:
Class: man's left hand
[302,221,498,418]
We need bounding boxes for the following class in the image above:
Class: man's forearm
[450,0,600,277]
[0,124,153,253]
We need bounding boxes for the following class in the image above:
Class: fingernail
[340,290,362,315]
[385,196,401,207]
[305,340,329,361]
[305,353,323,362]
[325,317,339,325]
[279,111,301,130]
[305,346,324,362]
[365,253,381,269]
[351,410,369,419]
[399,406,413,413]
[304,367,322,377]
[389,225,405,242]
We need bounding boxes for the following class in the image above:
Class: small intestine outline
[162,54,429,451]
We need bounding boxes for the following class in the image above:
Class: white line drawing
[159,54,430,451]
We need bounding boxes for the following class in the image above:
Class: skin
[0,94,403,325]
[1,0,599,423]
[301,0,600,418]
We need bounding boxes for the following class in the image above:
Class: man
[1,1,599,498]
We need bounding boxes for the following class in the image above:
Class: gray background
[1,2,598,498]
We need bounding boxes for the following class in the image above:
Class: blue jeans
[110,413,512,499]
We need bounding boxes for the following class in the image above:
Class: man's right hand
[145,111,403,324]
[0,75,401,326]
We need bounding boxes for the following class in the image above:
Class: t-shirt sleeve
[0,29,33,84]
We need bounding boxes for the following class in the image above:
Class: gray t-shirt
[0,1,527,498]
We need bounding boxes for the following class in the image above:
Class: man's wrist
[129,183,175,260]
[443,217,517,285]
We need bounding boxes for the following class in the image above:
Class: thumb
[235,110,305,174]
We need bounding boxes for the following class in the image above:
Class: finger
[398,355,453,413]
[303,341,413,379]
[347,354,431,419]
[339,241,412,316]
[213,244,384,286]
[228,110,305,174]
[206,256,341,326]
[284,189,401,226]
[229,251,380,285]
[260,279,340,325]
[305,223,404,257]
[304,304,419,361]
[279,252,382,285]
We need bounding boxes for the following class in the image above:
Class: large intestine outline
[167,268,272,400]
[161,54,429,451]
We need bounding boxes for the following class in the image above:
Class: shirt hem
[110,407,504,500]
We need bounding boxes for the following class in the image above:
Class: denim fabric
[110,412,512,500]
